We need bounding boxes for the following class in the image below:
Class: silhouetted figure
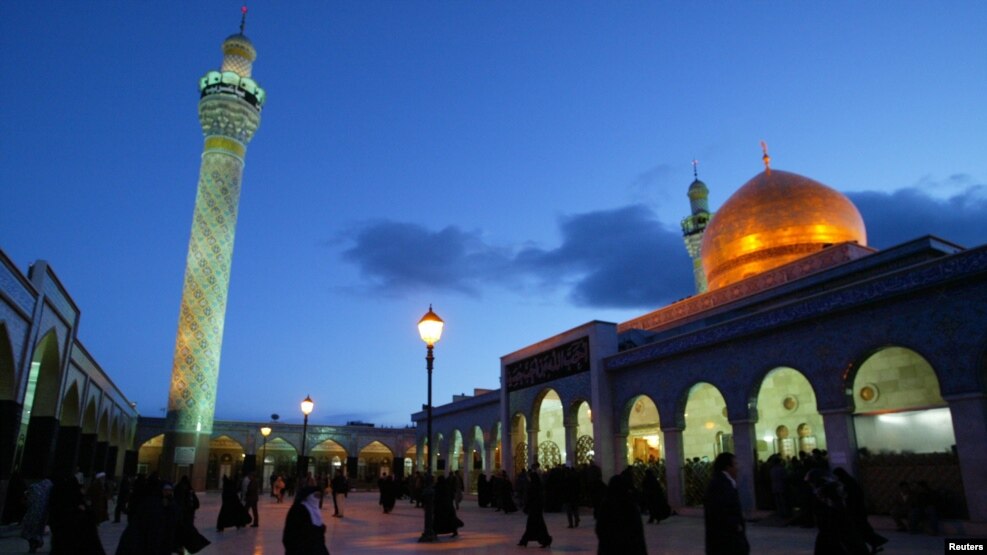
[518,472,552,548]
[216,475,251,531]
[703,452,749,555]
[283,486,330,555]
[596,473,646,555]
[20,478,51,553]
[833,468,887,553]
[643,468,670,524]
[805,469,868,555]
[433,475,464,537]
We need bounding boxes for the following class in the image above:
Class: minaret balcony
[199,70,265,110]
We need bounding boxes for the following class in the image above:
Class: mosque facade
[411,162,987,523]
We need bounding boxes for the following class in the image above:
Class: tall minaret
[680,160,712,294]
[161,8,266,488]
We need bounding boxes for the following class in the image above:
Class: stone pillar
[527,427,538,470]
[564,422,577,467]
[729,419,757,516]
[21,416,59,479]
[661,427,685,507]
[78,433,97,477]
[122,450,138,477]
[947,393,987,522]
[613,433,627,472]
[0,400,20,480]
[347,456,358,478]
[94,441,109,474]
[105,446,119,478]
[819,408,860,476]
[486,443,497,473]
[53,426,82,477]
[393,457,405,480]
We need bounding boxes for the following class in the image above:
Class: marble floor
[0,490,948,554]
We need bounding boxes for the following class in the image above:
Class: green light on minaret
[166,17,265,443]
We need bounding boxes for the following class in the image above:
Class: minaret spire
[692,158,699,179]
[240,3,248,34]
[681,160,713,294]
[761,140,772,175]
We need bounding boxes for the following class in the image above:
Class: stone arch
[60,381,81,427]
[469,425,485,473]
[434,432,446,472]
[82,399,98,434]
[753,367,824,460]
[448,429,464,471]
[511,412,527,474]
[0,323,15,401]
[850,346,953,454]
[311,438,347,477]
[624,394,662,465]
[137,433,164,475]
[27,329,62,417]
[490,420,502,472]
[98,408,110,442]
[681,382,730,506]
[533,388,565,467]
[357,440,394,482]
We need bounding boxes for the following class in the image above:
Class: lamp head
[417,304,444,347]
[260,426,272,437]
[301,395,314,416]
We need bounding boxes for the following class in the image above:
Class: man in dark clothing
[704,452,750,555]
[245,471,260,527]
[114,475,131,523]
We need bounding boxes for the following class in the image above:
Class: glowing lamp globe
[260,426,272,437]
[300,395,314,416]
[417,306,444,347]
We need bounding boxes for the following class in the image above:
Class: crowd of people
[0,451,942,555]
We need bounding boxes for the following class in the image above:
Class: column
[729,419,757,516]
[947,393,987,522]
[77,433,98,478]
[661,427,685,507]
[105,446,119,478]
[819,408,860,476]
[564,422,577,466]
[527,427,538,470]
[613,433,627,472]
[21,416,59,479]
[53,425,82,477]
[94,441,109,474]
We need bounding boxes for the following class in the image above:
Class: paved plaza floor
[0,490,953,554]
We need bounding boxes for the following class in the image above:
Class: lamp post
[417,305,444,543]
[260,425,272,492]
[298,395,314,479]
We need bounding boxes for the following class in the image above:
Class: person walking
[596,473,647,555]
[643,468,671,524]
[283,486,331,555]
[245,471,260,527]
[330,470,348,518]
[805,469,869,555]
[517,472,552,547]
[114,475,131,524]
[433,475,464,537]
[216,475,251,531]
[274,475,286,504]
[20,478,52,553]
[704,452,750,555]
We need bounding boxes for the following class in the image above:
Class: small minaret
[681,160,712,294]
[162,6,266,489]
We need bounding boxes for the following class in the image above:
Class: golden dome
[700,169,866,290]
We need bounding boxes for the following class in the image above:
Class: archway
[851,346,962,517]
[0,324,15,481]
[60,383,81,428]
[469,425,485,492]
[534,389,564,468]
[138,434,164,476]
[17,330,62,477]
[573,400,594,466]
[449,429,464,472]
[404,445,417,475]
[625,395,661,466]
[311,438,347,479]
[358,440,394,484]
[207,435,245,489]
[434,433,446,472]
[682,382,730,505]
[754,367,825,461]
[263,437,300,481]
[0,323,16,402]
[511,413,527,474]
[491,421,502,472]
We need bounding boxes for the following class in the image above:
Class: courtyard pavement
[0,490,954,554]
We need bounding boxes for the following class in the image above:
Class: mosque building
[411,152,987,523]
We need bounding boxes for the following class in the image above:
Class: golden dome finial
[760,141,771,175]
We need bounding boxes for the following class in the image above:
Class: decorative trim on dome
[705,242,827,285]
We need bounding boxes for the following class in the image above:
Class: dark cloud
[338,205,695,308]
[848,185,987,249]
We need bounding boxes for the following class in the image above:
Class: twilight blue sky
[2,2,985,427]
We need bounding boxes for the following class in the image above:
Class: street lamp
[298,395,314,479]
[417,305,444,543]
[260,425,272,491]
